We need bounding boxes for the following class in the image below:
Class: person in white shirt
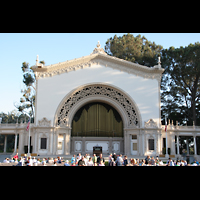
[158,160,163,166]
[48,158,54,164]
[32,157,37,164]
[84,156,88,166]
[52,160,57,166]
[3,158,9,163]
[36,158,41,165]
[87,157,94,166]
[27,156,33,166]
[192,161,197,166]
[117,154,123,166]
[16,157,24,166]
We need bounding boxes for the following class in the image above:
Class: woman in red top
[13,153,18,159]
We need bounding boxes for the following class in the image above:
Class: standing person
[112,153,117,162]
[93,154,97,166]
[84,155,88,166]
[108,153,113,164]
[155,157,159,166]
[78,156,85,166]
[24,154,27,162]
[13,153,18,160]
[71,155,76,166]
[78,153,82,160]
[87,157,94,166]
[116,154,123,166]
[76,153,81,165]
[123,155,128,166]
[27,156,33,166]
[109,158,116,166]
[145,155,151,165]
[168,158,174,166]
[97,154,105,165]
[150,157,156,166]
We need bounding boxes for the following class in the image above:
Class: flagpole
[28,117,31,156]
[165,116,169,158]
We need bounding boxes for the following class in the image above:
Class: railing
[161,125,200,130]
[0,123,33,129]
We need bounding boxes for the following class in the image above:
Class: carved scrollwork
[57,85,139,127]
[38,117,51,127]
[144,119,158,128]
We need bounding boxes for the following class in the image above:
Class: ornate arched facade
[54,83,141,129]
[53,83,142,155]
[21,42,165,157]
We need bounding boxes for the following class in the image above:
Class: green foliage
[161,42,200,125]
[105,34,200,126]
[23,73,35,86]
[14,61,38,120]
[0,111,29,123]
[105,33,163,67]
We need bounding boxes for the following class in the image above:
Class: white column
[171,134,175,155]
[142,132,145,156]
[64,132,70,155]
[50,129,53,154]
[194,135,197,155]
[54,132,58,155]
[18,131,24,155]
[176,134,180,155]
[34,130,37,154]
[4,135,7,153]
[14,133,18,153]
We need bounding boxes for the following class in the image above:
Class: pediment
[38,117,51,127]
[145,119,158,128]
[32,44,164,80]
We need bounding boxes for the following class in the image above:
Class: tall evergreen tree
[161,42,200,125]
[14,60,44,122]
[105,33,163,67]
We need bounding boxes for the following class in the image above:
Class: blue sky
[0,33,200,114]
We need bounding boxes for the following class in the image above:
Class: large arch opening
[71,102,123,137]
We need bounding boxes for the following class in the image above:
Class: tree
[0,110,29,123]
[14,60,44,122]
[161,42,200,125]
[105,33,163,67]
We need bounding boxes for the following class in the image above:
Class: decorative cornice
[38,117,51,127]
[144,119,158,128]
[32,43,164,81]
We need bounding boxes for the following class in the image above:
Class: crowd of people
[1,153,199,166]
[1,153,70,166]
